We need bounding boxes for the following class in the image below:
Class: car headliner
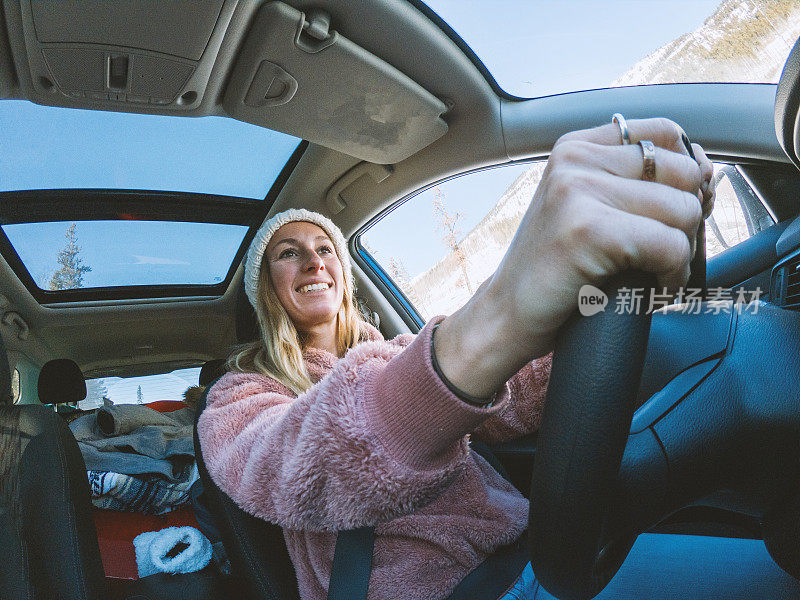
[0,0,793,380]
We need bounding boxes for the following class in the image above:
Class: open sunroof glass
[1,100,301,199]
[2,220,249,290]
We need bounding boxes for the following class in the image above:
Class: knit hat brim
[243,209,352,309]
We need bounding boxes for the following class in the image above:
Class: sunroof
[2,220,248,289]
[422,0,800,99]
[0,100,301,199]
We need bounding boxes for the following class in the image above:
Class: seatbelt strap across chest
[326,525,375,600]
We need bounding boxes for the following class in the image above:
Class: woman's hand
[436,118,715,399]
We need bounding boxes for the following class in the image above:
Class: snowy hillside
[409,163,546,318]
[614,1,800,87]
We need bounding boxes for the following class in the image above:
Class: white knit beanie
[243,208,352,309]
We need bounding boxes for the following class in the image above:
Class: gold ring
[639,140,656,182]
[612,113,631,145]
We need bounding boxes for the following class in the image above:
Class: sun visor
[223,2,448,164]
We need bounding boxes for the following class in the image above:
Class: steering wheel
[527,242,800,599]
[527,174,709,599]
[528,271,656,600]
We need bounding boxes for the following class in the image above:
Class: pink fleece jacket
[197,317,551,600]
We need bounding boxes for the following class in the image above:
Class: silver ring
[639,140,656,182]
[612,113,631,145]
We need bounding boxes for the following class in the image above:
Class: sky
[0,101,300,198]
[425,0,725,98]
[4,220,248,288]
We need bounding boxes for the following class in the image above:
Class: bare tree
[432,187,473,295]
[49,223,92,290]
[136,385,143,405]
[387,256,420,306]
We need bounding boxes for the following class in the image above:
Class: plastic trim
[736,165,778,224]
[771,246,800,308]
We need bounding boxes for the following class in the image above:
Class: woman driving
[197,116,715,600]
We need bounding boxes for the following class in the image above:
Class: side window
[11,368,20,404]
[705,163,774,259]
[361,161,546,321]
[360,161,775,321]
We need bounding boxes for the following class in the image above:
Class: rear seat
[37,358,91,418]
[36,358,225,597]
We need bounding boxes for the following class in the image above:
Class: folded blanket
[134,526,212,577]
[70,405,195,481]
[95,404,194,436]
[88,464,199,515]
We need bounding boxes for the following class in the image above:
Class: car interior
[3,1,800,599]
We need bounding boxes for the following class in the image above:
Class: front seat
[193,387,300,600]
[0,334,108,599]
[192,286,300,599]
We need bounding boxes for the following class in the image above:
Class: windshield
[422,0,800,98]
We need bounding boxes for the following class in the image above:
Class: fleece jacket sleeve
[197,318,508,532]
[470,353,553,444]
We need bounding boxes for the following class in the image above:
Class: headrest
[38,359,86,405]
[0,331,11,405]
[775,35,800,168]
[235,282,259,343]
[199,359,227,387]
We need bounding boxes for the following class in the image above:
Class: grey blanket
[70,405,196,482]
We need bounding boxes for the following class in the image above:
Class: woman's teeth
[298,283,330,293]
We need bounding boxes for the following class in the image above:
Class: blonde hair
[227,251,370,395]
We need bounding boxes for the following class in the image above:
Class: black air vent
[773,251,800,309]
[787,257,800,306]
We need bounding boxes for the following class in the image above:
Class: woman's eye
[279,249,297,259]
[318,245,333,254]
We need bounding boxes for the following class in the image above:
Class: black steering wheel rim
[528,271,656,600]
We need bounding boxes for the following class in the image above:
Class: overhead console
[6,0,237,110]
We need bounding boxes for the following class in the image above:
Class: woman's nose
[304,251,325,271]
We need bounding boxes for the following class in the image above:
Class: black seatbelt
[326,525,375,600]
[327,524,527,600]
[444,532,529,600]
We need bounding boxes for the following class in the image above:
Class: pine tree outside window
[49,223,91,291]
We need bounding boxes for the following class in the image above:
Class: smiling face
[264,221,345,335]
